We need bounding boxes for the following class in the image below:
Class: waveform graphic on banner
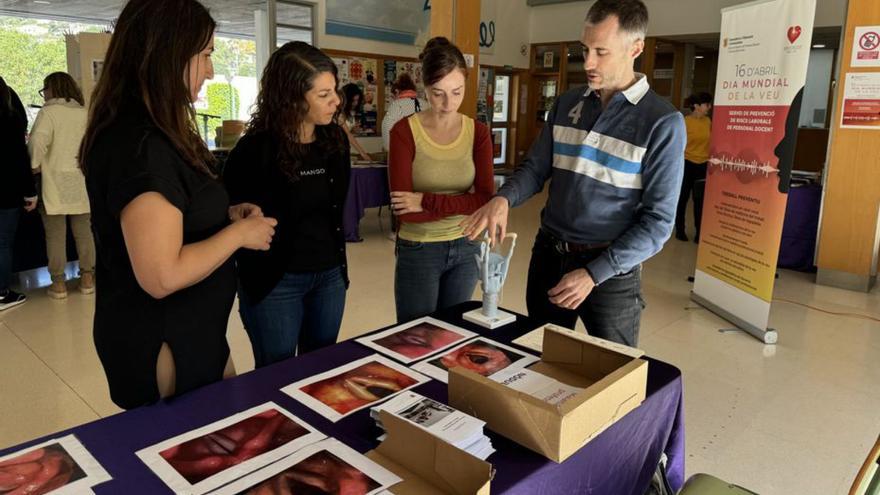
[708,156,778,176]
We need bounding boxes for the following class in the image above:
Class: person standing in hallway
[223,41,351,368]
[0,77,37,311]
[462,0,685,347]
[389,37,495,323]
[675,92,712,243]
[340,83,373,162]
[381,73,429,151]
[29,72,96,299]
[381,73,430,240]
[81,0,277,409]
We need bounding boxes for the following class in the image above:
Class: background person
[0,76,37,311]
[29,72,96,298]
[675,91,712,243]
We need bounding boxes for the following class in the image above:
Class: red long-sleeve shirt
[388,115,494,231]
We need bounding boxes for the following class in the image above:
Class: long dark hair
[43,72,85,106]
[0,76,26,133]
[419,37,467,86]
[341,83,363,117]
[0,76,12,116]
[247,41,345,181]
[79,0,216,175]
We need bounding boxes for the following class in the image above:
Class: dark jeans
[675,160,708,237]
[0,208,21,293]
[394,236,480,323]
[238,266,346,368]
[526,230,645,347]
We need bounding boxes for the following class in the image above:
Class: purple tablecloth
[344,166,390,242]
[778,183,821,272]
[0,302,684,494]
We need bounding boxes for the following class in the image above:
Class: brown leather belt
[541,229,610,254]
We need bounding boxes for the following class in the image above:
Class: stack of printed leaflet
[370,391,495,460]
[488,367,583,406]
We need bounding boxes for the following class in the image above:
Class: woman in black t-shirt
[223,42,351,368]
[80,0,278,409]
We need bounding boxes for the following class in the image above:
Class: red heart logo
[787,26,801,44]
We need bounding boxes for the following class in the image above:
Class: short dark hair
[685,92,713,110]
[419,36,467,86]
[585,0,649,41]
[392,73,417,93]
[43,72,85,106]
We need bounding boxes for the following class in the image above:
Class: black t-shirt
[84,104,236,409]
[223,129,351,304]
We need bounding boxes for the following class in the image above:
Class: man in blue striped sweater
[463,0,685,346]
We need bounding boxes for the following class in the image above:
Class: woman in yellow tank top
[388,37,494,322]
[675,92,712,243]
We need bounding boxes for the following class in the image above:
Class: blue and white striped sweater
[498,75,686,285]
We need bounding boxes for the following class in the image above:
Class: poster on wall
[476,67,492,125]
[840,72,880,129]
[333,57,379,137]
[91,60,103,82]
[333,57,351,86]
[692,0,816,343]
[851,26,880,68]
[384,59,397,109]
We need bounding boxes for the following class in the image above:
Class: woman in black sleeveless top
[80,0,277,409]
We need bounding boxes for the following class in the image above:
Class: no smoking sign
[853,26,880,66]
[860,32,879,51]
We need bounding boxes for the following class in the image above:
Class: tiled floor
[1,190,877,495]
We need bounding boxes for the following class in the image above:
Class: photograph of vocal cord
[282,355,430,422]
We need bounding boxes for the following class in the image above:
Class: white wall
[480,0,532,69]
[530,0,848,43]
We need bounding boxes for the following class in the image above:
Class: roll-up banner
[692,0,816,344]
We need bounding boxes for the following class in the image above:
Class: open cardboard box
[448,324,648,463]
[366,410,493,495]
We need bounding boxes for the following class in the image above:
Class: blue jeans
[526,230,645,347]
[0,208,21,293]
[394,236,480,323]
[238,266,346,368]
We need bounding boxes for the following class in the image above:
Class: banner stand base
[690,291,778,345]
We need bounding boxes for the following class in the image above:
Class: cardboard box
[448,324,648,463]
[366,411,493,495]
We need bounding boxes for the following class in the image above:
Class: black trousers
[675,160,707,236]
[525,230,644,347]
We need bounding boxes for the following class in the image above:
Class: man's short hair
[585,0,649,42]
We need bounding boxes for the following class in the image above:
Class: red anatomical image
[300,362,418,416]
[372,323,465,360]
[431,340,519,377]
[239,450,380,495]
[159,409,309,485]
[0,444,86,495]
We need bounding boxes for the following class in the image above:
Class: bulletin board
[326,49,423,139]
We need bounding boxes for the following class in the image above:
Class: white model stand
[463,307,517,329]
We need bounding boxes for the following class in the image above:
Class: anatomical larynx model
[463,233,518,329]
